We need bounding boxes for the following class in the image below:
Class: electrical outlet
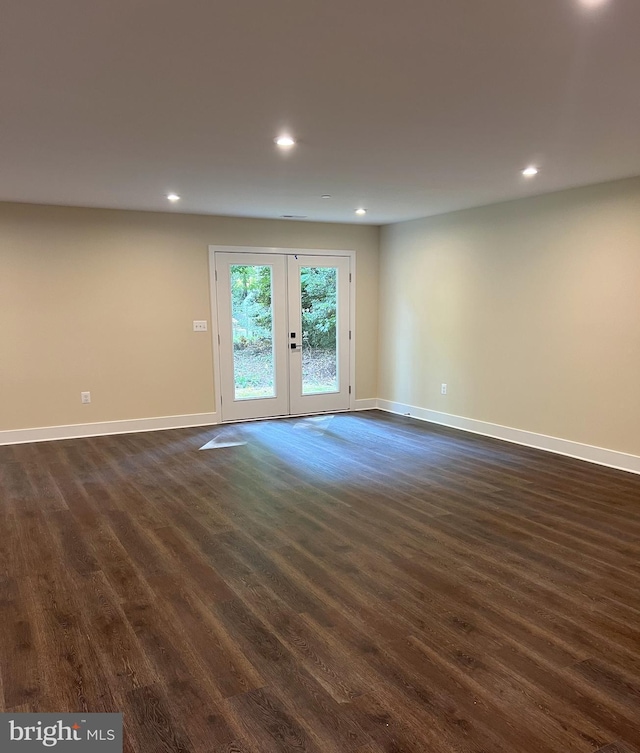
[441,383,448,395]
[193,320,208,332]
[81,391,91,404]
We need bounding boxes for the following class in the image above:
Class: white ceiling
[2,0,639,224]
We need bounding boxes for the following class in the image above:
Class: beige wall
[379,177,640,457]
[0,202,379,431]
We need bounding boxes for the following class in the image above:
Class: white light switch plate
[193,320,208,332]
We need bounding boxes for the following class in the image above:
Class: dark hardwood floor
[1,410,640,752]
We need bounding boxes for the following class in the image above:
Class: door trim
[208,245,357,418]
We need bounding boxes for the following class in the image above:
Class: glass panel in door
[300,266,338,395]
[230,264,276,400]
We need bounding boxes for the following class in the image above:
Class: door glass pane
[230,264,275,400]
[300,266,338,394]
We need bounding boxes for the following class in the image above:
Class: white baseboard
[377,399,640,476]
[0,412,219,446]
[0,401,376,446]
[352,398,378,411]
[4,401,638,477]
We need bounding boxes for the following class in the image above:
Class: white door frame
[208,245,357,419]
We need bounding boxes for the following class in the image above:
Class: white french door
[215,252,351,422]
[287,255,350,415]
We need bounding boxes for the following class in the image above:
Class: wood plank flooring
[1,410,640,752]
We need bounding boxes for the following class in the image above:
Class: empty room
[1,1,640,751]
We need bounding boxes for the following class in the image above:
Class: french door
[215,252,350,422]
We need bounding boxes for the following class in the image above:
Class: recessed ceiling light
[579,0,608,7]
[521,166,539,177]
[355,208,367,215]
[167,193,181,202]
[275,135,296,148]
[321,194,332,199]
[281,214,308,219]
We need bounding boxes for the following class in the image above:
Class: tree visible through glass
[229,263,338,400]
[230,264,275,399]
[300,266,338,394]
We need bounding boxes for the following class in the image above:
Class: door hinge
[349,273,352,283]
[349,330,352,340]
[218,334,221,345]
[349,386,352,394]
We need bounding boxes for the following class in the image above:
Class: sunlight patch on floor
[292,414,335,434]
[199,427,247,450]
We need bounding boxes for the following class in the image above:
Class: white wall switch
[193,320,208,332]
[81,391,91,404]
[441,383,448,395]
